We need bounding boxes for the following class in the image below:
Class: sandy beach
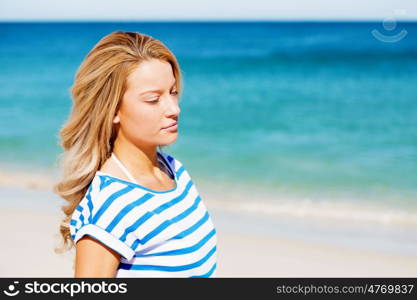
[1,185,417,278]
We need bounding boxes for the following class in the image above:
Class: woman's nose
[165,96,180,116]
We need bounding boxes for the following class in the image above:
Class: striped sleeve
[69,179,145,261]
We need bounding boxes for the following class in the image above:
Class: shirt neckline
[96,151,178,194]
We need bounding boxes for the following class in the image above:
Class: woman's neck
[112,135,159,177]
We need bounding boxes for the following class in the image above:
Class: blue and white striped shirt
[69,152,217,277]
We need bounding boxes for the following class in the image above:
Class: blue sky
[1,0,416,21]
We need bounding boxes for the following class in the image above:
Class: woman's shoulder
[77,171,147,212]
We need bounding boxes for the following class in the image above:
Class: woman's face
[113,59,180,148]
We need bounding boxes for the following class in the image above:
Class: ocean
[1,21,417,233]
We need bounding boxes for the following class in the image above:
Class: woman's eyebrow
[139,80,176,95]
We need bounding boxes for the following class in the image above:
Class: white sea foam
[206,195,417,227]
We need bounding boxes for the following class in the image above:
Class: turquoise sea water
[1,22,416,226]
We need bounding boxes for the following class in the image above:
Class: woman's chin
[159,134,178,146]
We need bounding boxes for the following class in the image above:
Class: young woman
[54,31,217,278]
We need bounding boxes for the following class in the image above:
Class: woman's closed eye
[146,91,178,103]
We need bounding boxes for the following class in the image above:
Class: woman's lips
[162,122,178,131]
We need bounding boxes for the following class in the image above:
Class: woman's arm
[74,236,121,278]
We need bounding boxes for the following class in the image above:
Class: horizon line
[1,18,417,23]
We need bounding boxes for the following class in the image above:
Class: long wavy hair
[53,31,182,254]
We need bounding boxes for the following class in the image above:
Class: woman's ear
[113,112,120,124]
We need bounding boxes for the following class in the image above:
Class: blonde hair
[53,31,182,254]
